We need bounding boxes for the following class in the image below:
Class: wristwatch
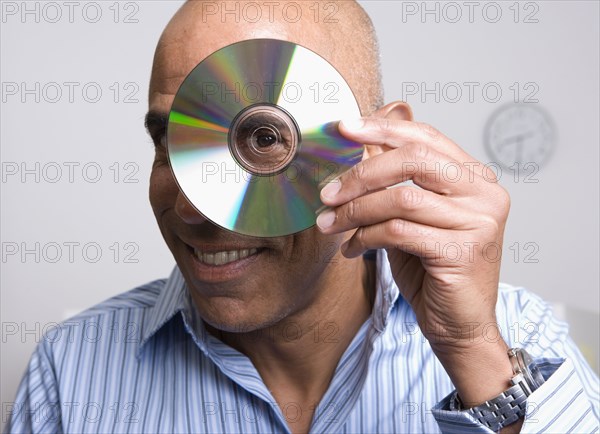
[449,348,545,431]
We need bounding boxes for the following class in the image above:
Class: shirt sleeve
[4,339,63,434]
[431,285,600,433]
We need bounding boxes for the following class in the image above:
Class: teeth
[227,251,238,263]
[193,248,258,266]
[214,251,228,266]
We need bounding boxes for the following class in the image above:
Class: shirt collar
[136,266,187,358]
[136,249,401,357]
[372,248,401,331]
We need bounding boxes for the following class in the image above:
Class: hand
[317,102,515,407]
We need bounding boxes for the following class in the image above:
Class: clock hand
[516,137,524,163]
[498,131,535,149]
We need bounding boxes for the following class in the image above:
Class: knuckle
[395,187,422,210]
[378,117,394,137]
[343,200,360,222]
[388,218,407,236]
[483,165,499,182]
[495,186,511,218]
[477,215,500,234]
[406,141,430,162]
[349,162,367,184]
[500,186,511,209]
[417,122,441,142]
[354,227,367,248]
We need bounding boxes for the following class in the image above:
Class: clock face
[484,104,556,170]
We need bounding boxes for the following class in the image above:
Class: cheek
[149,161,179,218]
[290,229,348,270]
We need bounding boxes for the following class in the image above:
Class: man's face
[147,5,365,332]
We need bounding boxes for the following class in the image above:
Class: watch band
[463,384,528,431]
[449,348,541,431]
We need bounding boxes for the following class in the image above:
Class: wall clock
[484,104,556,171]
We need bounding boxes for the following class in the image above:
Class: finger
[320,143,478,207]
[317,185,478,234]
[340,118,498,182]
[341,118,470,161]
[340,218,457,259]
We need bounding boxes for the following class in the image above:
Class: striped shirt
[5,250,600,433]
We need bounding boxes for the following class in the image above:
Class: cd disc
[167,39,362,237]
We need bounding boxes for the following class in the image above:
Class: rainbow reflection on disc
[167,39,362,237]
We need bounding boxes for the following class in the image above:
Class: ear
[372,101,413,121]
[363,101,414,159]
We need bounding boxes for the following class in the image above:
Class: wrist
[446,347,544,433]
[433,337,514,407]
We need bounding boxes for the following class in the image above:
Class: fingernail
[321,179,341,200]
[316,209,336,230]
[340,118,364,131]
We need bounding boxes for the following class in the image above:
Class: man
[6,1,599,433]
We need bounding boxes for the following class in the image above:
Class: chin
[192,293,292,334]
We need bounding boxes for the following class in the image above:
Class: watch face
[484,104,556,170]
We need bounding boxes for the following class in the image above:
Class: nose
[174,193,207,225]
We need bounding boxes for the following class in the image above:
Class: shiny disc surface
[167,39,362,237]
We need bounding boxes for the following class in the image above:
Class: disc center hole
[229,104,300,176]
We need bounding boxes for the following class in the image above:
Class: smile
[193,248,259,266]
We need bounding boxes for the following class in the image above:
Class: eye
[144,111,169,149]
[252,126,279,148]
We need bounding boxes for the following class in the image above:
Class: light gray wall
[2,0,598,413]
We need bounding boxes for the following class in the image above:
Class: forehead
[150,24,289,103]
[148,1,368,114]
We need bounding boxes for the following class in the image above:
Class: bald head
[149,0,383,116]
